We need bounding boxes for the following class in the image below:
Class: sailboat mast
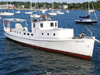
[35,0,36,9]
[60,0,61,11]
[6,1,8,10]
[88,0,90,15]
[52,0,54,12]
[92,2,97,20]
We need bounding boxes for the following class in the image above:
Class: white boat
[25,0,33,15]
[30,14,40,18]
[0,11,14,16]
[30,1,40,18]
[56,11,64,14]
[15,11,20,14]
[0,1,14,16]
[75,0,97,24]
[48,0,57,16]
[66,10,69,13]
[25,12,33,14]
[48,12,57,16]
[3,17,97,60]
[55,0,64,15]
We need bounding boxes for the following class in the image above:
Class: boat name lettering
[75,41,84,43]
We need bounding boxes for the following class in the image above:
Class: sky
[0,0,97,3]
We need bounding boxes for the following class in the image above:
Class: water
[0,10,100,75]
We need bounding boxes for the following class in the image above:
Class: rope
[95,39,100,43]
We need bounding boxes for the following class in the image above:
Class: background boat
[48,0,57,16]
[75,0,97,24]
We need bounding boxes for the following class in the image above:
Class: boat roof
[3,18,26,22]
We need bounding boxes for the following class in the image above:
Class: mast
[35,0,36,9]
[52,0,54,12]
[88,0,90,16]
[30,0,32,11]
[60,0,61,11]
[92,2,97,20]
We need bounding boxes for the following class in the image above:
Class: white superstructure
[3,18,95,60]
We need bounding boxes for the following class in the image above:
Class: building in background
[21,5,25,9]
[0,4,16,9]
[62,5,68,9]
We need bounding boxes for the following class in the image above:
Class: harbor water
[0,10,100,75]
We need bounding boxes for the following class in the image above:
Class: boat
[25,12,33,14]
[30,0,40,18]
[0,1,14,16]
[3,15,98,60]
[48,0,57,16]
[56,11,64,14]
[55,0,64,15]
[0,11,14,16]
[25,0,33,14]
[15,3,21,14]
[30,14,40,18]
[15,11,20,14]
[66,10,69,13]
[75,0,97,24]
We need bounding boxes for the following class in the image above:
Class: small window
[31,34,33,36]
[50,23,54,27]
[33,23,35,28]
[19,32,21,34]
[14,31,16,33]
[55,23,57,27]
[53,33,55,36]
[40,23,43,28]
[47,33,49,36]
[27,33,29,35]
[24,33,26,35]
[42,33,43,35]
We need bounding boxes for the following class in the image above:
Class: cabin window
[19,32,21,34]
[33,23,35,28]
[27,33,29,35]
[50,23,54,27]
[31,34,33,36]
[42,33,44,35]
[53,33,55,36]
[40,23,43,28]
[24,33,26,35]
[55,23,57,27]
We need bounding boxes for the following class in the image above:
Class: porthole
[24,33,26,35]
[19,32,21,34]
[53,33,55,36]
[31,34,33,36]
[47,33,49,36]
[27,33,29,35]
[42,33,43,35]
